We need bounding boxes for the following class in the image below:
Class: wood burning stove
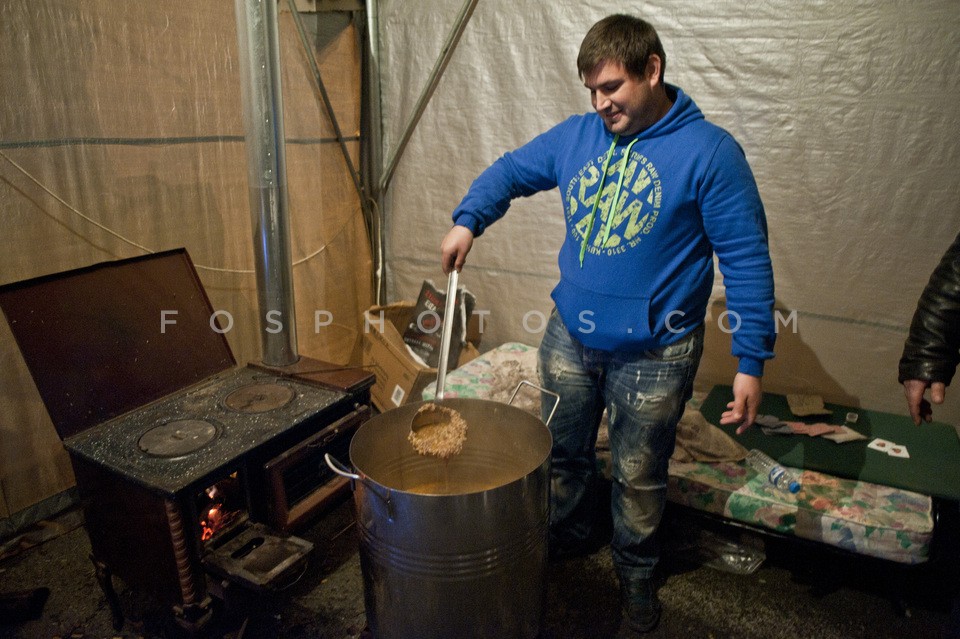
[0,249,372,632]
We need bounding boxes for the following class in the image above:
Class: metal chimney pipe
[234,0,298,366]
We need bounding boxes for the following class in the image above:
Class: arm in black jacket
[898,231,960,423]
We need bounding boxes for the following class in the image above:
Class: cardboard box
[362,302,480,412]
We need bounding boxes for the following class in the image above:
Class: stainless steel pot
[327,382,557,639]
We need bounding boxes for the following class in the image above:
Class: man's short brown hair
[577,14,666,83]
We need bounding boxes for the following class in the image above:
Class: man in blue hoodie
[440,14,775,634]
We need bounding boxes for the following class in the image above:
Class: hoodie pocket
[552,279,654,350]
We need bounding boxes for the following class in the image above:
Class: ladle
[409,269,462,443]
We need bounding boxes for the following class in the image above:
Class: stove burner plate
[138,419,220,457]
[65,367,346,495]
[222,382,296,413]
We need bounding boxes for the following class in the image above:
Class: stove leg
[171,596,214,635]
[90,554,124,630]
[163,497,214,634]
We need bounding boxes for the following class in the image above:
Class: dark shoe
[621,579,661,633]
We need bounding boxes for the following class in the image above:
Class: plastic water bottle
[745,449,801,494]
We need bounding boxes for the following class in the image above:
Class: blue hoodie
[452,85,775,376]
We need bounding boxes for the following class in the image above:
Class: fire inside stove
[197,474,245,542]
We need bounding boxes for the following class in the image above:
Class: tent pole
[285,0,364,201]
[364,0,386,304]
[378,0,479,195]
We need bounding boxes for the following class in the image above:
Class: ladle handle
[510,380,561,427]
[434,269,459,401]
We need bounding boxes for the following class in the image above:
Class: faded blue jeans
[537,308,703,585]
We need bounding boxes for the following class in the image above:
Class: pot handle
[510,380,560,427]
[325,453,360,481]
[324,453,396,521]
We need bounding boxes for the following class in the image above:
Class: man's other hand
[903,379,946,426]
[720,372,763,435]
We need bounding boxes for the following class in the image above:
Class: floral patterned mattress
[666,460,932,564]
[424,342,934,564]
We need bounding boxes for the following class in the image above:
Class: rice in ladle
[408,403,467,458]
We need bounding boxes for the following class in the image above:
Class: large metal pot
[327,384,556,639]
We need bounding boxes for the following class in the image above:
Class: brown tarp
[0,2,371,519]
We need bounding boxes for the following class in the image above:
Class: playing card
[822,426,868,443]
[755,414,786,427]
[759,423,795,436]
[867,438,894,452]
[756,414,794,436]
[887,445,910,459]
[792,422,842,437]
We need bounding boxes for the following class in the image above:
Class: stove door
[258,405,370,531]
[202,523,313,592]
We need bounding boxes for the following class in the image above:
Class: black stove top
[65,366,345,496]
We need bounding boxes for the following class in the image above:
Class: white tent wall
[378,0,960,425]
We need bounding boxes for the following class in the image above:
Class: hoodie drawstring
[578,135,638,267]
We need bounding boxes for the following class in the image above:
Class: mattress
[423,342,933,564]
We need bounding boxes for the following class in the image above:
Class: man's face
[583,58,661,136]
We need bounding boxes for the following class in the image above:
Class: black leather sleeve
[898,231,960,385]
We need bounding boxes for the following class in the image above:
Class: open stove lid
[0,248,236,440]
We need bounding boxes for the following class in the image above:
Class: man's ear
[646,54,663,86]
